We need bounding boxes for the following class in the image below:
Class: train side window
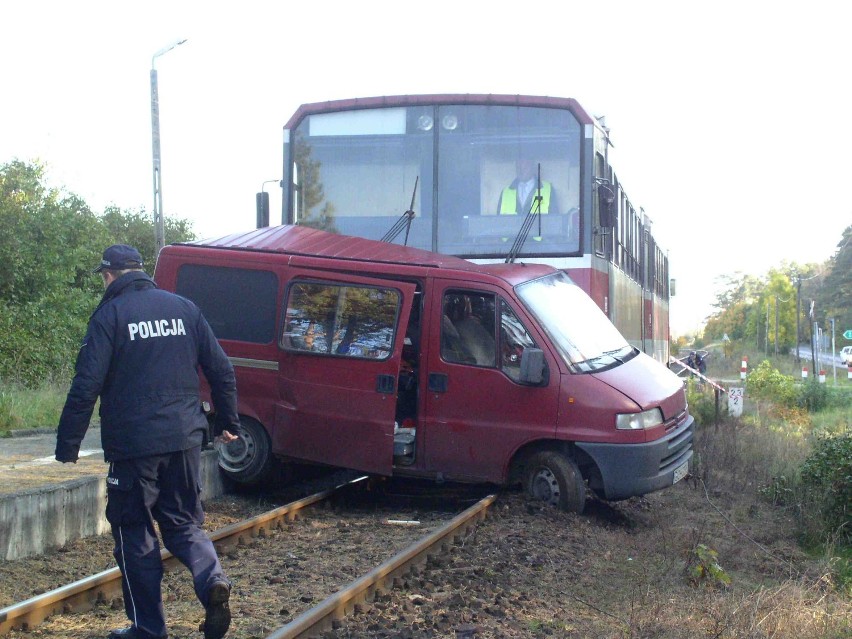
[281,281,401,360]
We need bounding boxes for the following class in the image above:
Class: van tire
[524,451,587,514]
[217,416,276,486]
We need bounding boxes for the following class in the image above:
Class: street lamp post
[151,39,187,257]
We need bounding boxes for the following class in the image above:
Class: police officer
[55,244,241,639]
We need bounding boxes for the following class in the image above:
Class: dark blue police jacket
[56,271,241,462]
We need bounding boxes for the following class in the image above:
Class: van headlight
[616,408,663,430]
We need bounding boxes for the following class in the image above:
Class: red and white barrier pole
[819,370,826,384]
[848,365,852,380]
[802,366,808,379]
[740,356,748,380]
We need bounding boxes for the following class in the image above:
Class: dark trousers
[106,446,227,638]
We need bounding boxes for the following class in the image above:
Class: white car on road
[841,345,852,365]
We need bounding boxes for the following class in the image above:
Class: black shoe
[203,582,231,639]
[107,627,165,639]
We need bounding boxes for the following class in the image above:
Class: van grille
[659,417,693,472]
[664,409,688,433]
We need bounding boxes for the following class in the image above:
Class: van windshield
[516,271,634,372]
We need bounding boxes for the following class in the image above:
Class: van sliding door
[275,272,415,475]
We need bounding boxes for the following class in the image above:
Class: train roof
[283,94,596,130]
[169,225,555,285]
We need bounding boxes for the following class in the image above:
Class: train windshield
[516,271,633,373]
[288,104,582,258]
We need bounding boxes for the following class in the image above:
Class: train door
[274,273,415,475]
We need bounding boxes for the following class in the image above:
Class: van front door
[274,273,414,475]
[421,283,560,483]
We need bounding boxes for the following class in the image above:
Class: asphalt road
[0,426,103,469]
[795,346,850,371]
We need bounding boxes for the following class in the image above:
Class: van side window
[441,291,497,367]
[500,299,537,381]
[176,265,278,343]
[281,281,401,360]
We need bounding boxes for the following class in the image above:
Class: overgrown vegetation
[0,382,70,434]
[0,160,195,390]
[686,346,851,596]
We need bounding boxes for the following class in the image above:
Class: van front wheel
[217,416,276,485]
[524,451,587,514]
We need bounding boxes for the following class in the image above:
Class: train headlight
[616,408,663,430]
[417,115,434,131]
[441,114,459,130]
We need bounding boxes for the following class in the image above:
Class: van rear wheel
[217,416,276,485]
[524,451,587,514]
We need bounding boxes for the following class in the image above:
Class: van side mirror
[519,347,546,385]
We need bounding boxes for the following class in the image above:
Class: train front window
[434,105,581,258]
[288,104,581,257]
[290,108,434,250]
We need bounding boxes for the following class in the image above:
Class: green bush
[799,432,852,544]
[0,294,90,387]
[746,360,796,406]
[685,379,720,426]
[1,161,197,388]
[796,379,829,412]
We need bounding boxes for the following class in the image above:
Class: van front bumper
[575,415,694,501]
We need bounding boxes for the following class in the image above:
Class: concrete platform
[0,428,225,560]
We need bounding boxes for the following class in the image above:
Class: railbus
[272,94,672,362]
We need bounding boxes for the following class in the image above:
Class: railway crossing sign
[844,330,852,340]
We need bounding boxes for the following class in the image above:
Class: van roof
[171,225,555,284]
[176,225,471,267]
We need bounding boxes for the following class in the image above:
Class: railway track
[0,475,496,639]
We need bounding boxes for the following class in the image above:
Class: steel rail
[0,475,367,635]
[266,493,497,639]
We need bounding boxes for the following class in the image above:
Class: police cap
[93,244,144,273]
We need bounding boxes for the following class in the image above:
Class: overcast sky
[3,1,850,335]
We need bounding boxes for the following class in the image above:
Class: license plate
[673,461,689,484]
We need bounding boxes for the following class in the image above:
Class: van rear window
[176,265,278,343]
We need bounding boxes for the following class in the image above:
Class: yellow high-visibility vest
[499,182,552,214]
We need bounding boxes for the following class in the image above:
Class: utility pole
[795,277,801,363]
[765,303,770,355]
[811,315,818,379]
[774,296,779,357]
[830,318,836,385]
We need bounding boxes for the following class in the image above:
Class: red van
[154,225,693,513]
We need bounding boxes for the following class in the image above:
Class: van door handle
[376,374,396,394]
[428,373,448,393]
